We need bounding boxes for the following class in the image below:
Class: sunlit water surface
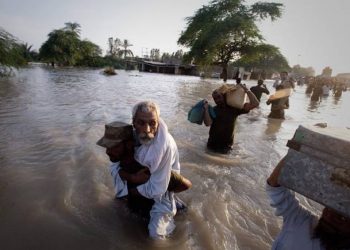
[0,66,349,250]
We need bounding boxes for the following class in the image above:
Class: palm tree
[119,39,134,59]
[64,22,81,37]
[107,37,122,57]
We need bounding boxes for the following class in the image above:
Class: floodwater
[0,65,349,250]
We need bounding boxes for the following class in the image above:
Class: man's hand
[238,83,249,93]
[132,168,150,184]
[203,99,213,126]
[129,188,141,197]
[203,99,209,111]
[267,157,286,187]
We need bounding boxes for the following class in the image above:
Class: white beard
[139,137,153,145]
[138,133,155,145]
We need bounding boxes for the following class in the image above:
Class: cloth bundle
[188,100,216,125]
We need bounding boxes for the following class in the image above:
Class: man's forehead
[135,110,158,120]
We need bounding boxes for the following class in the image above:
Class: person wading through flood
[128,101,187,239]
[203,83,259,153]
[97,121,192,221]
[266,84,290,120]
[250,79,270,102]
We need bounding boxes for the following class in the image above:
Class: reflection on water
[0,66,349,250]
[308,100,320,112]
[265,118,284,136]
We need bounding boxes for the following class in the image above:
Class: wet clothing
[207,105,248,153]
[334,87,343,98]
[135,118,179,239]
[119,160,154,218]
[322,85,330,96]
[250,85,270,102]
[267,184,324,250]
[306,84,314,94]
[311,86,323,102]
[110,163,186,219]
[280,79,295,89]
[267,97,289,119]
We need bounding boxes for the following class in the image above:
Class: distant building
[138,60,197,75]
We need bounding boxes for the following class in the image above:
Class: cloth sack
[188,100,216,125]
[215,84,247,109]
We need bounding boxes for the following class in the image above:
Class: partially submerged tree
[75,40,102,66]
[0,27,26,76]
[178,0,283,82]
[39,22,102,67]
[40,28,80,66]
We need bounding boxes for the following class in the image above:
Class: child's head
[97,121,134,162]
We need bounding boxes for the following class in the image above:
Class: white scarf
[135,118,168,174]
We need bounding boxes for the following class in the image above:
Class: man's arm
[110,163,128,198]
[285,98,289,109]
[240,84,259,111]
[119,168,150,184]
[203,100,213,126]
[267,157,285,187]
[266,156,314,223]
[263,85,270,95]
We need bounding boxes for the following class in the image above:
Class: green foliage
[39,28,81,66]
[64,22,81,35]
[178,0,283,81]
[101,55,125,69]
[75,40,102,67]
[0,27,27,76]
[233,44,290,73]
[39,23,103,67]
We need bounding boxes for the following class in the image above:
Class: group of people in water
[96,72,349,248]
[305,76,348,102]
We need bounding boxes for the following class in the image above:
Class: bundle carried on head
[215,84,247,109]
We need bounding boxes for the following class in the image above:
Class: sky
[1,0,349,75]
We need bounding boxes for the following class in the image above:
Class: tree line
[0,22,187,76]
[2,0,297,79]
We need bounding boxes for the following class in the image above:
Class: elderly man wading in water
[97,101,188,239]
[100,101,186,239]
[127,100,183,239]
